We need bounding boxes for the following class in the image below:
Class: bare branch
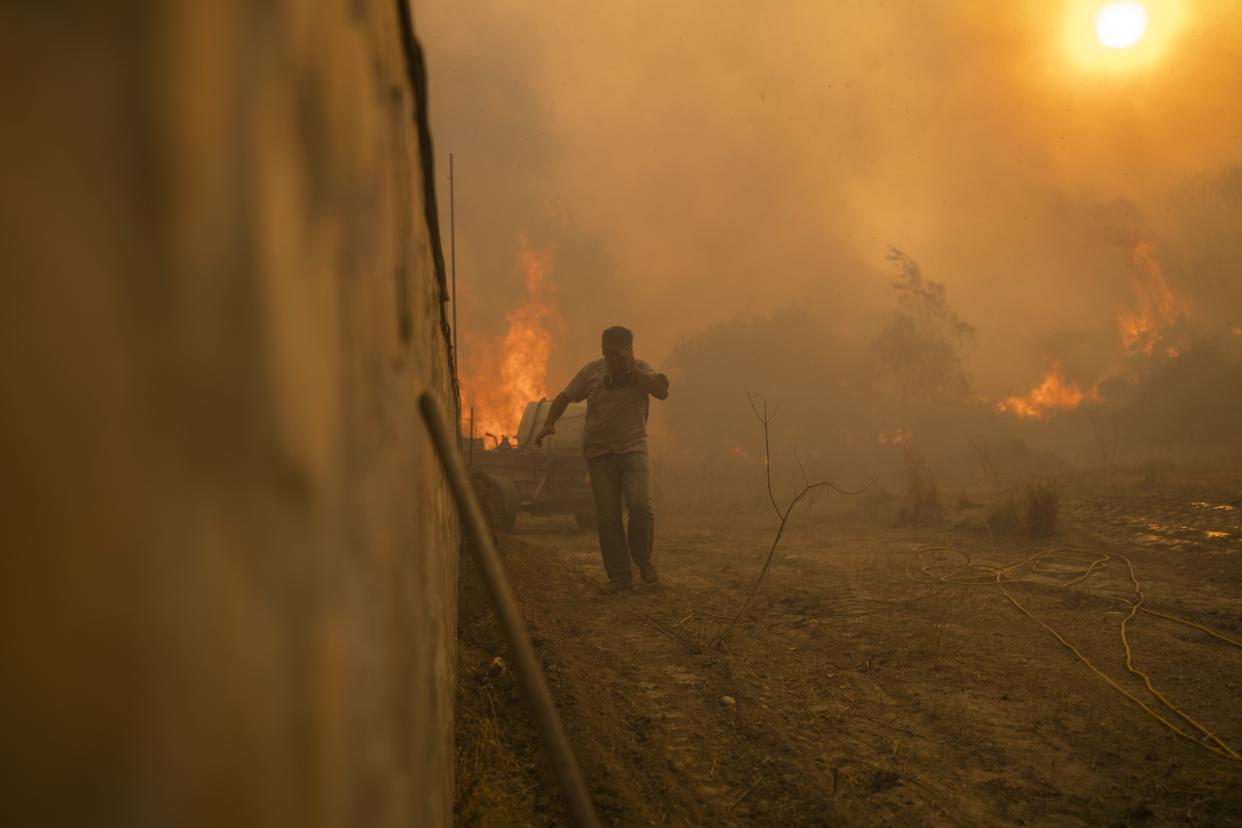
[617,596,702,654]
[806,477,878,496]
[746,389,782,517]
[711,396,875,646]
[745,387,766,423]
[794,450,810,489]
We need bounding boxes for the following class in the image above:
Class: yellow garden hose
[907,544,1241,762]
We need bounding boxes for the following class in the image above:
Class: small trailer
[469,400,596,532]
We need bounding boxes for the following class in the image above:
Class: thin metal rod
[419,392,599,828]
[449,153,458,373]
[469,406,475,469]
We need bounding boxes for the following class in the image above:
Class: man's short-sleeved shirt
[561,359,668,460]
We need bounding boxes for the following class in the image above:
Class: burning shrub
[995,362,1092,420]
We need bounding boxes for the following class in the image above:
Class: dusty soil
[454,469,1242,826]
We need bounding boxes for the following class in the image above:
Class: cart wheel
[574,512,597,532]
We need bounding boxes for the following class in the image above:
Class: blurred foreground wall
[1,2,458,825]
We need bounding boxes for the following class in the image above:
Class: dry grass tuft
[986,491,1023,535]
[985,482,1059,536]
[1023,480,1060,537]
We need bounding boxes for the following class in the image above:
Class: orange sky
[418,0,1242,400]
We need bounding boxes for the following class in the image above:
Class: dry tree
[711,391,874,646]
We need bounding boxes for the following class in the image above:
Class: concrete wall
[0,2,458,825]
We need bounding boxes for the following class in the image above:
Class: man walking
[535,326,670,592]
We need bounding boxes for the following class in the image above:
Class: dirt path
[455,471,1242,826]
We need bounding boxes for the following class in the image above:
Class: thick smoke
[418,1,1242,485]
[655,255,1038,509]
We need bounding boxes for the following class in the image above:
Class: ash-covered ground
[455,467,1242,826]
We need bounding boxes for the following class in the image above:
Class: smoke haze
[418,0,1242,474]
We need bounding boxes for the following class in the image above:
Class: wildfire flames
[996,361,1093,420]
[995,242,1186,422]
[460,238,556,445]
[1117,240,1187,356]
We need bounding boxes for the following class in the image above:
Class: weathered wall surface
[0,2,458,825]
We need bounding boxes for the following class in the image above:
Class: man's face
[603,343,626,371]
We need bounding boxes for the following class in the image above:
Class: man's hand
[533,422,556,447]
[610,344,637,373]
[534,393,572,447]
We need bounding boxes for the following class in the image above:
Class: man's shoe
[639,564,659,585]
[603,579,633,593]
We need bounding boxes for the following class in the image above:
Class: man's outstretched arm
[533,393,571,447]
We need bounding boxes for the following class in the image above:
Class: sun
[1096,2,1148,48]
[1063,0,1184,72]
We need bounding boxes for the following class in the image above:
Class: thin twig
[731,774,766,808]
[794,450,810,489]
[746,389,782,517]
[711,393,876,645]
[618,596,703,654]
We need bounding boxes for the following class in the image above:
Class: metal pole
[418,392,599,828]
[449,153,458,369]
[469,406,475,469]
[449,153,460,450]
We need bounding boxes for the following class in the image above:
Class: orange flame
[460,238,556,445]
[996,361,1092,420]
[1117,240,1187,356]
